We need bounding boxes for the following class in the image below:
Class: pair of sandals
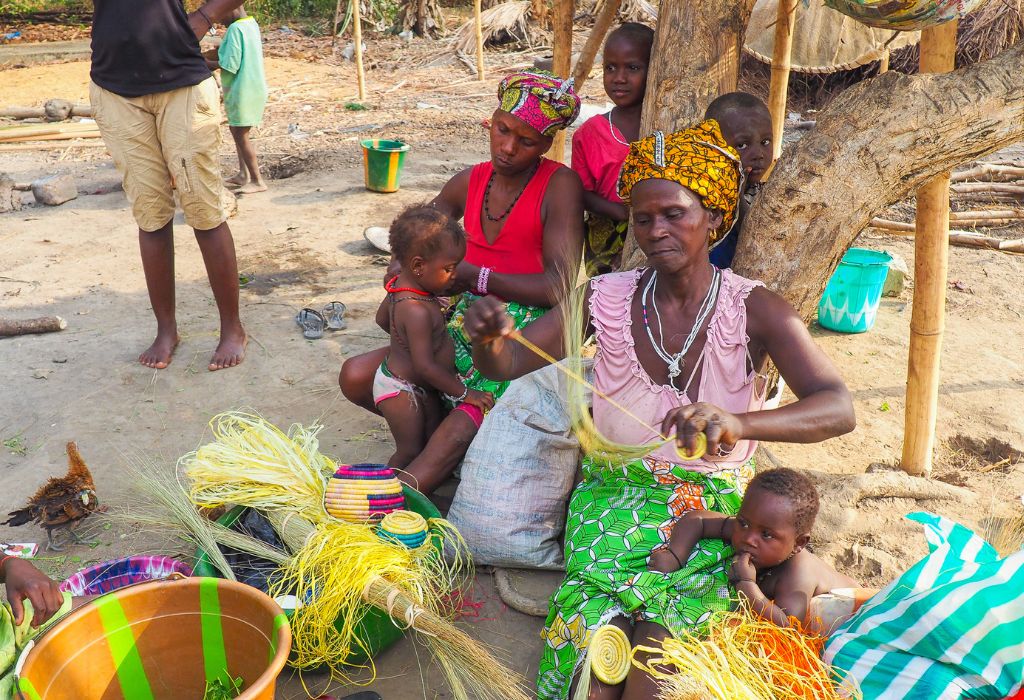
[296,302,347,340]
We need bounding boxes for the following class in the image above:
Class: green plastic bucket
[817,247,893,333]
[193,484,440,668]
[360,139,409,193]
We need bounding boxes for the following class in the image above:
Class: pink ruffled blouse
[589,268,767,472]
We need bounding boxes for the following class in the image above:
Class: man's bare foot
[237,181,268,194]
[139,330,179,369]
[225,173,247,188]
[209,326,247,371]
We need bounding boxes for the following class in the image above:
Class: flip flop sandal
[295,307,326,340]
[323,301,348,330]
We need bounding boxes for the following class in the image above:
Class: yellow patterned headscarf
[617,119,742,243]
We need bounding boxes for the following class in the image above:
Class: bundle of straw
[633,609,861,700]
[509,283,706,463]
[363,576,529,700]
[180,412,527,699]
[182,412,335,523]
[268,517,472,674]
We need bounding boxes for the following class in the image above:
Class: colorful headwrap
[617,119,742,244]
[497,70,581,138]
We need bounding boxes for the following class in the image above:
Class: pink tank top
[463,158,562,275]
[589,268,767,472]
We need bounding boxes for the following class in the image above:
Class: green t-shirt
[218,17,268,126]
[1,594,72,700]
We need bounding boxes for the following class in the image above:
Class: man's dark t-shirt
[91,0,211,97]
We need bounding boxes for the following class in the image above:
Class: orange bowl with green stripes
[15,577,290,700]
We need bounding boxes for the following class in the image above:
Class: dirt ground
[2,33,1023,700]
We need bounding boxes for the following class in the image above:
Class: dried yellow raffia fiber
[632,608,861,700]
[182,411,336,523]
[182,411,528,700]
[508,283,707,462]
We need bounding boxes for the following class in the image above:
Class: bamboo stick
[867,225,1024,253]
[878,48,890,74]
[871,215,1024,231]
[331,0,344,48]
[0,141,106,152]
[549,0,574,164]
[902,20,957,478]
[950,182,1024,196]
[352,0,366,101]
[0,131,101,144]
[952,163,1024,182]
[473,0,485,81]
[767,0,797,161]
[571,0,623,88]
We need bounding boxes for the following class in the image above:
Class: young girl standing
[571,23,654,276]
[373,206,494,471]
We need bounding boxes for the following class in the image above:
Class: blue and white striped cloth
[824,512,1024,699]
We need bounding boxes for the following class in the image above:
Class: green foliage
[246,0,340,22]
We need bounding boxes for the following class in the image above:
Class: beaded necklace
[483,162,539,222]
[640,267,721,386]
[606,112,630,147]
[385,275,432,297]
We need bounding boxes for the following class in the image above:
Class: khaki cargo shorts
[90,77,226,232]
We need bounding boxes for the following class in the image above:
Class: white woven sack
[448,362,582,569]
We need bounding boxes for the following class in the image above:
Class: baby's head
[705,92,773,185]
[731,468,818,569]
[602,23,654,109]
[389,205,466,296]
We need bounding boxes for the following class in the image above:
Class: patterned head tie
[617,119,743,244]
[496,70,582,138]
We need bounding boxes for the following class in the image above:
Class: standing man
[90,0,248,371]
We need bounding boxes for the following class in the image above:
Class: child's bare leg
[621,621,672,700]
[137,220,179,369]
[340,348,388,415]
[193,221,247,371]
[399,410,477,494]
[568,617,632,700]
[233,125,266,193]
[378,393,429,470]
[422,391,444,439]
[226,126,248,187]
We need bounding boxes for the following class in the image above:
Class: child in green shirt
[209,5,268,193]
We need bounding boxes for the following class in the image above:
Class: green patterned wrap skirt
[536,455,753,700]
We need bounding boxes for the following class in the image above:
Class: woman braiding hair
[340,70,584,495]
[462,119,856,700]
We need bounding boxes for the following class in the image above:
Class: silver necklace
[641,267,721,384]
[606,112,630,146]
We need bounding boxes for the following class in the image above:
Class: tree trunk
[732,42,1024,321]
[620,0,757,269]
[639,0,757,133]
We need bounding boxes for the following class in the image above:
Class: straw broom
[362,575,530,700]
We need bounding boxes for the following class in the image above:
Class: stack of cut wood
[868,161,1024,253]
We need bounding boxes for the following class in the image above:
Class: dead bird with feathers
[4,441,99,551]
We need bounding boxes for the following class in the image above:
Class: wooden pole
[549,0,574,163]
[766,0,797,162]
[572,0,623,88]
[331,0,344,49]
[901,19,958,477]
[352,0,367,101]
[473,0,485,81]
[878,47,890,73]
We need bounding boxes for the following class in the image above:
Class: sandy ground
[2,49,1024,699]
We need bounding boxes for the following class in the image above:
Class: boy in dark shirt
[90,0,248,371]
